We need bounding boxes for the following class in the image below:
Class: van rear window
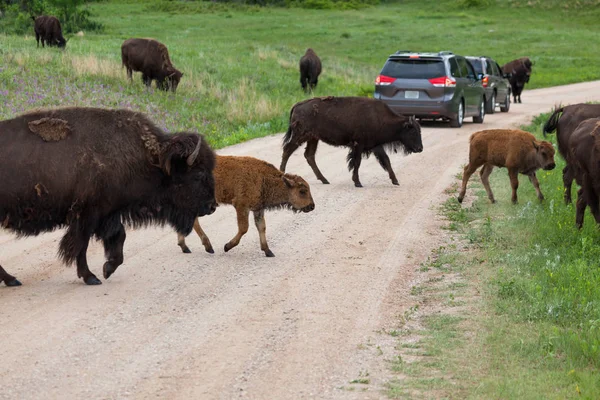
[467,59,484,74]
[381,59,445,79]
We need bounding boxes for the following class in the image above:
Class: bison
[280,96,423,188]
[299,48,322,92]
[177,155,314,257]
[502,58,532,104]
[0,107,216,287]
[32,15,66,48]
[121,38,183,93]
[566,118,600,228]
[457,129,556,204]
[543,103,600,204]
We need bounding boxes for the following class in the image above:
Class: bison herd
[0,16,591,288]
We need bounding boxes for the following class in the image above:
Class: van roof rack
[438,51,454,55]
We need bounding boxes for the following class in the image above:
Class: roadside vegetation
[2,0,600,148]
[387,113,600,399]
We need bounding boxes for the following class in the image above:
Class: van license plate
[405,91,419,99]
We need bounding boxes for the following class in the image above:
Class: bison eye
[299,189,308,196]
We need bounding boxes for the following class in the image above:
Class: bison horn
[187,136,202,166]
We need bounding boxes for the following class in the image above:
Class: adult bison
[543,103,600,204]
[31,15,67,48]
[121,38,183,93]
[0,107,216,287]
[280,96,423,187]
[502,58,532,104]
[299,48,322,92]
[567,118,600,228]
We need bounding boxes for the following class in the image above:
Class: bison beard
[0,107,216,286]
[280,96,423,187]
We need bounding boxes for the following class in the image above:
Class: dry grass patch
[67,54,122,79]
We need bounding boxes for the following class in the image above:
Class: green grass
[386,112,600,398]
[3,0,600,148]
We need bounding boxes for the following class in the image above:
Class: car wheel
[485,92,496,114]
[500,92,510,112]
[450,100,464,128]
[473,98,485,123]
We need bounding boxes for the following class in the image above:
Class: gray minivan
[374,51,485,128]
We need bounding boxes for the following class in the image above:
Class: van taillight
[482,76,489,87]
[428,76,456,88]
[376,75,396,85]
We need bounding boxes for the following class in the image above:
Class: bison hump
[28,117,71,142]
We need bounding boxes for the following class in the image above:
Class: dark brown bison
[543,103,600,204]
[567,118,600,227]
[299,48,322,92]
[31,15,66,48]
[0,107,216,287]
[458,129,556,204]
[280,96,423,188]
[502,58,532,104]
[177,155,315,257]
[121,38,183,93]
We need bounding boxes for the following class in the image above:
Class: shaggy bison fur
[458,129,556,204]
[299,48,322,92]
[543,103,600,204]
[0,107,216,286]
[177,155,314,257]
[280,96,423,187]
[121,38,183,93]
[32,15,66,48]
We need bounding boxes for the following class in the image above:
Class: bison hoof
[321,180,330,185]
[224,243,233,253]
[5,278,22,287]
[354,182,363,188]
[392,180,399,186]
[265,250,275,257]
[103,262,118,280]
[457,196,464,204]
[84,275,102,285]
[181,246,192,254]
[490,199,496,204]
[206,247,215,254]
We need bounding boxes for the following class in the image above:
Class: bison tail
[543,106,564,136]
[282,105,297,147]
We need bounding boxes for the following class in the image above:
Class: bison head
[57,37,67,48]
[166,68,183,93]
[393,116,423,154]
[160,133,216,235]
[282,174,315,213]
[533,140,556,171]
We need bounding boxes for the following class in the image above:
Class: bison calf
[458,129,556,204]
[299,48,322,92]
[121,38,183,93]
[32,15,66,48]
[177,155,315,257]
[280,96,423,188]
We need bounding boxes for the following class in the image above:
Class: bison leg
[508,168,520,204]
[528,172,545,202]
[373,146,399,185]
[563,165,575,204]
[479,164,496,203]
[0,265,21,287]
[280,141,300,172]
[126,67,133,81]
[102,223,126,280]
[576,187,587,229]
[458,161,483,203]
[177,218,214,254]
[347,145,365,188]
[253,210,274,257]
[224,207,250,253]
[142,74,152,89]
[583,174,600,225]
[61,222,101,285]
[305,139,330,184]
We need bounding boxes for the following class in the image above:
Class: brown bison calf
[299,48,322,92]
[177,155,315,257]
[458,129,556,204]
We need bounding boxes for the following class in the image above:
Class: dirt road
[2,82,600,400]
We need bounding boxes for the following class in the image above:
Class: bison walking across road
[177,155,315,257]
[543,103,600,204]
[458,129,556,204]
[280,96,423,187]
[32,15,66,48]
[0,107,216,286]
[299,48,322,92]
[502,58,532,104]
[121,38,183,93]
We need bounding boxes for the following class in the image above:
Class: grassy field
[2,0,600,147]
[386,114,600,399]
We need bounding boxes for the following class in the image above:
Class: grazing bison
[121,38,183,93]
[502,58,532,104]
[567,118,600,228]
[299,48,322,92]
[280,96,423,188]
[458,129,556,204]
[0,107,216,286]
[32,15,66,48]
[543,103,600,204]
[177,155,314,257]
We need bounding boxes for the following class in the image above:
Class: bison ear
[282,175,295,188]
[532,140,540,150]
